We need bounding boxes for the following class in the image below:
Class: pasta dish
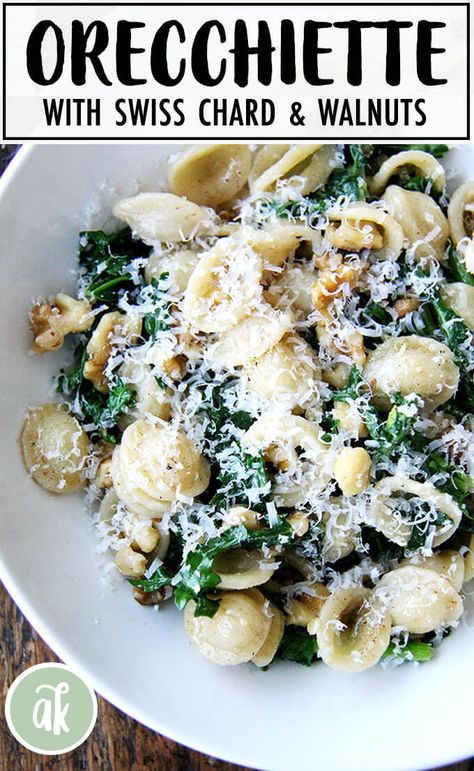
[20,144,474,671]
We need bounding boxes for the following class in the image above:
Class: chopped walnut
[393,297,420,318]
[95,457,112,488]
[311,262,366,366]
[30,293,92,353]
[132,586,168,605]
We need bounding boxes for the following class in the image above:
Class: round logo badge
[5,663,98,755]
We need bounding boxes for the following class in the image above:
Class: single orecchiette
[182,230,263,333]
[331,401,368,439]
[207,309,293,369]
[316,587,391,672]
[251,602,285,668]
[463,534,474,583]
[111,417,210,518]
[286,582,329,628]
[402,550,465,592]
[145,247,200,292]
[264,260,316,317]
[113,192,212,244]
[325,203,405,260]
[119,357,171,421]
[447,181,474,245]
[369,150,446,196]
[84,311,142,393]
[242,413,331,506]
[221,506,260,530]
[440,282,474,332]
[183,588,272,665]
[30,293,92,353]
[381,185,449,260]
[377,565,463,633]
[322,501,360,563]
[363,335,459,411]
[333,447,371,497]
[169,144,252,207]
[243,333,321,409]
[213,548,275,590]
[21,404,89,493]
[249,144,336,195]
[370,476,463,548]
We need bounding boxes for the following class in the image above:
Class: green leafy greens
[131,520,293,617]
[276,626,319,667]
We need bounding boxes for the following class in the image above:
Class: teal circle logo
[5,663,98,755]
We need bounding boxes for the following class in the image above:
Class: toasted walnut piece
[83,311,142,393]
[30,293,93,353]
[325,220,384,252]
[393,297,420,318]
[132,586,168,605]
[95,457,112,488]
[312,263,366,367]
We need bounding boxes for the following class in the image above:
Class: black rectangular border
[2,2,470,141]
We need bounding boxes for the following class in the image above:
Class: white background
[2,3,470,140]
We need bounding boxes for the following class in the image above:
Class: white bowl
[1,144,473,771]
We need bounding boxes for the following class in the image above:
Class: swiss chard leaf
[79,227,151,306]
[129,566,172,592]
[171,520,293,616]
[430,291,474,411]
[382,638,433,664]
[447,243,474,286]
[142,273,172,341]
[277,626,319,667]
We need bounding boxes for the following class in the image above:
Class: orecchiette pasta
[363,335,459,411]
[370,476,463,548]
[182,230,263,333]
[369,150,446,196]
[249,144,336,195]
[440,281,474,332]
[145,247,200,291]
[242,333,321,409]
[207,310,293,369]
[286,583,329,628]
[316,588,391,672]
[378,565,463,633]
[242,413,331,506]
[111,417,210,517]
[169,144,252,207]
[21,404,89,493]
[447,181,474,245]
[251,602,285,668]
[325,203,405,260]
[24,143,474,673]
[381,185,449,260]
[183,589,272,665]
[84,311,142,393]
[113,192,212,244]
[401,550,465,592]
[213,549,275,590]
